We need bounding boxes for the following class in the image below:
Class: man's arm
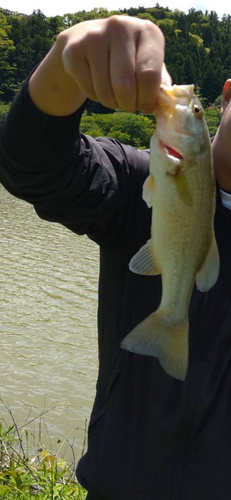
[212,79,231,193]
[0,16,168,245]
[1,15,169,205]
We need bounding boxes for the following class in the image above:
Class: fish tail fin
[121,312,189,381]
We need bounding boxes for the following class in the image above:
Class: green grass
[0,400,87,499]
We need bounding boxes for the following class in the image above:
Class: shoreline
[0,400,87,499]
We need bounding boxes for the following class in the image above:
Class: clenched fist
[29,15,171,116]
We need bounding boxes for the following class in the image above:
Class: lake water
[0,184,99,463]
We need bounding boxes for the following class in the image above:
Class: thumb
[221,79,231,116]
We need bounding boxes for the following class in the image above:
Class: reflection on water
[0,184,99,461]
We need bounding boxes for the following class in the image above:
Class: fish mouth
[158,84,195,107]
[159,139,184,161]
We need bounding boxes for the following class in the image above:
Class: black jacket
[1,80,231,500]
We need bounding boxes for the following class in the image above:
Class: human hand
[60,16,169,114]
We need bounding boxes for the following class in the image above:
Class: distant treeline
[0,5,225,144]
[1,5,231,103]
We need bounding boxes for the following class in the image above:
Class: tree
[137,12,155,22]
[8,15,34,82]
[0,101,10,122]
[27,10,52,66]
[184,56,196,85]
[177,13,188,35]
[204,104,221,136]
[201,59,221,104]
[209,10,219,30]
[202,24,213,47]
[80,113,155,148]
[0,11,16,101]
[0,5,228,106]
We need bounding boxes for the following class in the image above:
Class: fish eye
[193,104,203,118]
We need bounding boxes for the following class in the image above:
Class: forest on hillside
[1,4,228,144]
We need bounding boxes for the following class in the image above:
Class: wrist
[28,35,86,116]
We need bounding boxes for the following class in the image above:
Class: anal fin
[196,233,220,292]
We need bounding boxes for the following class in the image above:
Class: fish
[121,84,220,381]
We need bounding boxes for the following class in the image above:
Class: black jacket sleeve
[0,77,150,248]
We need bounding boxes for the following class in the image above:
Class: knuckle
[143,21,165,48]
[62,35,83,64]
[137,67,161,85]
[57,29,67,46]
[64,41,77,61]
[62,44,76,73]
[86,27,103,45]
[107,15,124,29]
[106,15,132,36]
[142,19,154,30]
[147,19,163,36]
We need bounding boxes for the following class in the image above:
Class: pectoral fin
[196,233,220,292]
[143,174,155,208]
[129,239,160,276]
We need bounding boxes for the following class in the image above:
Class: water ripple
[0,185,99,460]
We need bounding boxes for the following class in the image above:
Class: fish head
[150,84,211,175]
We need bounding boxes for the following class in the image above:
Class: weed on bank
[0,400,87,499]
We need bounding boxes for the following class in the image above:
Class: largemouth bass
[121,84,220,381]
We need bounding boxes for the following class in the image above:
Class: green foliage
[0,402,87,500]
[0,5,230,106]
[0,100,10,122]
[189,33,203,45]
[157,18,176,29]
[0,11,17,101]
[80,100,220,142]
[136,12,155,22]
[204,104,221,136]
[0,4,228,141]
[81,112,155,148]
[201,58,222,104]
